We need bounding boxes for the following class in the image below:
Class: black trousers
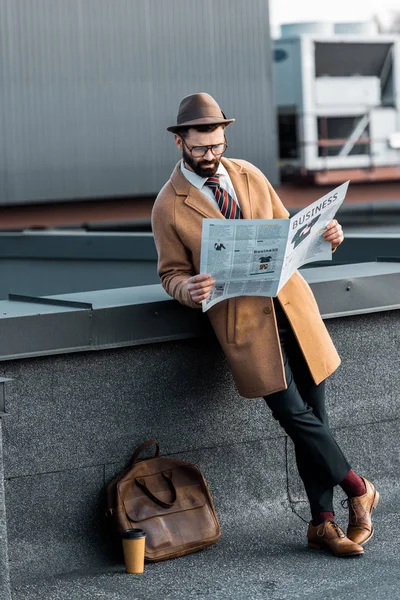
[264,299,351,515]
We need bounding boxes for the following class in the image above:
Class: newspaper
[200,181,349,311]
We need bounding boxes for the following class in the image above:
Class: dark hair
[178,124,226,139]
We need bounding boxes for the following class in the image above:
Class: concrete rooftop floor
[11,493,399,600]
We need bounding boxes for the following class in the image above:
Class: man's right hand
[187,274,216,304]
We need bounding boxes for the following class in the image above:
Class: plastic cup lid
[123,528,146,539]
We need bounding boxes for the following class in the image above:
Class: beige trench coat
[151,157,341,398]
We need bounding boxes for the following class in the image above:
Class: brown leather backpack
[106,440,221,562]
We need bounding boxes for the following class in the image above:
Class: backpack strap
[105,440,161,518]
[130,440,160,465]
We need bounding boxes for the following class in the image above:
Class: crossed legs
[264,302,351,518]
[262,301,378,555]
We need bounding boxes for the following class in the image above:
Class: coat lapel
[185,187,224,220]
[170,162,224,220]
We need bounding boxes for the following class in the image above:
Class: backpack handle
[130,440,160,465]
[135,471,177,508]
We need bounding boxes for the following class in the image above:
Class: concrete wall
[0,308,399,584]
[0,422,11,600]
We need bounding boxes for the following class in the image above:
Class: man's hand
[187,274,216,304]
[323,219,344,249]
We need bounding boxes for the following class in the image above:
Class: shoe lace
[317,520,345,539]
[341,497,366,525]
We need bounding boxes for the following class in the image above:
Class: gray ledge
[0,262,398,362]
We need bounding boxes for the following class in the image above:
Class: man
[151,93,379,557]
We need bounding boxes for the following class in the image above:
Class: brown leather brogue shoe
[307,520,364,557]
[345,477,379,545]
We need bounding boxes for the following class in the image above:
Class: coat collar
[170,158,253,220]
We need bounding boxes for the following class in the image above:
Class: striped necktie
[204,175,243,219]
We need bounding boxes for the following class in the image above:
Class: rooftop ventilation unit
[273,26,400,183]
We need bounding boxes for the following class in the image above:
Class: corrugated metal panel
[0,12,7,204]
[0,0,277,206]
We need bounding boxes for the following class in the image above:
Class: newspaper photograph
[200,181,349,311]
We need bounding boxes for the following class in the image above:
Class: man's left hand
[323,219,344,249]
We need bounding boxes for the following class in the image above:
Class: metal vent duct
[315,42,392,77]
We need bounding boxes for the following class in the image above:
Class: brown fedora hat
[167,92,235,133]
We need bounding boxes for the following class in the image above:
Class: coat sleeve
[151,197,201,310]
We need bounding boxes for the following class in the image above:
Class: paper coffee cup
[122,529,147,574]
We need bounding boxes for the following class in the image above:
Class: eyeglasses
[181,136,228,158]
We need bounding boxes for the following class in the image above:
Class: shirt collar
[180,160,228,190]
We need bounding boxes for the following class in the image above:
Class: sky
[269,0,400,34]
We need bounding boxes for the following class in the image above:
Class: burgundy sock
[340,469,366,497]
[312,511,334,526]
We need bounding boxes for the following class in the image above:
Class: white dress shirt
[180,160,241,211]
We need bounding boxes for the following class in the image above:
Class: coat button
[263,306,272,314]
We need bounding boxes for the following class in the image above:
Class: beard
[182,146,220,178]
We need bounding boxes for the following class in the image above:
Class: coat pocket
[226,298,236,344]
